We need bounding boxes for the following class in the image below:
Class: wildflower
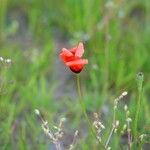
[59,42,88,73]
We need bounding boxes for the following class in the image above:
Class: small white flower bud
[53,126,58,130]
[0,57,4,61]
[127,118,132,122]
[114,105,117,110]
[34,109,40,115]
[5,59,12,63]
[44,121,48,126]
[75,130,79,136]
[107,147,111,150]
[70,144,74,150]
[122,91,128,96]
[101,124,105,129]
[116,120,119,127]
[60,117,66,122]
[97,136,102,142]
[139,134,147,141]
[123,124,127,130]
[124,105,128,111]
[127,111,130,116]
[114,129,117,133]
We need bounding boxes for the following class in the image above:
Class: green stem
[0,0,7,42]
[134,73,144,139]
[76,75,105,149]
[134,89,142,138]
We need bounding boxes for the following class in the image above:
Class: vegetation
[0,0,150,149]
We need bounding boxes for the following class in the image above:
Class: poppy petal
[61,48,73,57]
[75,42,84,58]
[66,59,88,67]
[70,46,77,54]
[60,48,74,62]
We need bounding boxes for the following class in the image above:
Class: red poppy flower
[59,42,88,73]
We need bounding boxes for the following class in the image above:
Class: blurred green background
[0,0,150,149]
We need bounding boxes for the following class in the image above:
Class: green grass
[0,0,150,149]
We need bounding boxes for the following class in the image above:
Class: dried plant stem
[105,107,116,148]
[104,92,127,149]
[35,109,61,150]
[69,130,78,150]
[76,75,105,149]
[55,142,61,150]
[105,126,115,149]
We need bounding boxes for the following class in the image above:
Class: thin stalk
[103,3,112,101]
[134,91,142,135]
[134,73,144,139]
[145,0,150,27]
[105,126,115,149]
[124,105,132,150]
[105,107,116,148]
[35,109,61,150]
[76,75,105,149]
[0,0,7,42]
[104,23,109,96]
[55,142,61,150]
[127,120,131,150]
